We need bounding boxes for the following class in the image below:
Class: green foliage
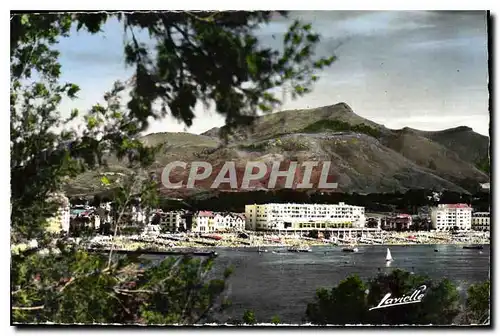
[9,13,325,325]
[275,138,309,151]
[464,280,490,324]
[73,11,333,141]
[271,315,281,324]
[10,11,336,325]
[305,269,461,325]
[475,156,490,174]
[366,270,460,325]
[302,120,381,138]
[242,309,256,325]
[306,274,368,325]
[11,249,230,324]
[238,142,269,152]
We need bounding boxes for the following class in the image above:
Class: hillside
[64,103,490,197]
[414,126,490,164]
[202,102,384,141]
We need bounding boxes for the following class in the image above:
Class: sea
[145,244,491,324]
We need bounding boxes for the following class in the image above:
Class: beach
[87,230,490,252]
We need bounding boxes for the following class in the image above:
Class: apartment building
[472,212,490,232]
[244,202,366,231]
[430,204,472,231]
[159,211,186,232]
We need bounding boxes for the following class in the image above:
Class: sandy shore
[94,233,489,251]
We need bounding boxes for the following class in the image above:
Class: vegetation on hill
[238,137,309,152]
[302,119,382,138]
[475,156,490,175]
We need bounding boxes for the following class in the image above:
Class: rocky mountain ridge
[65,103,490,198]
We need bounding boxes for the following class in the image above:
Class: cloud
[53,11,489,137]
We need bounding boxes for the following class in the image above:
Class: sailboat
[386,248,394,262]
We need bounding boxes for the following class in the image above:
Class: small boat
[258,246,268,253]
[434,249,439,252]
[342,246,359,253]
[272,250,288,254]
[463,245,484,250]
[386,248,394,261]
[288,245,312,252]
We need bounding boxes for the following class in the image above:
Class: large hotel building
[245,202,366,231]
[430,204,472,231]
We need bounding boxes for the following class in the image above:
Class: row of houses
[44,195,491,235]
[193,211,245,232]
[150,210,245,233]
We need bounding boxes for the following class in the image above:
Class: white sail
[386,248,393,261]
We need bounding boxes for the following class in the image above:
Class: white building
[190,212,245,233]
[214,213,231,231]
[245,202,366,231]
[472,212,490,232]
[160,211,186,232]
[193,211,214,233]
[430,204,472,231]
[214,213,246,231]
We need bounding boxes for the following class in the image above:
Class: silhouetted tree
[305,269,461,325]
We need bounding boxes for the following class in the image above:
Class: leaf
[70,109,79,118]
[20,14,29,25]
[100,176,111,186]
[67,84,80,98]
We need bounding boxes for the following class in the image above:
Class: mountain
[64,103,490,198]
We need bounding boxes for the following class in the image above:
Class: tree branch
[184,11,219,23]
[58,276,75,292]
[107,175,138,268]
[12,305,44,311]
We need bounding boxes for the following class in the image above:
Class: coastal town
[27,191,490,254]
[10,11,491,326]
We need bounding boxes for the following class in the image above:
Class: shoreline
[87,232,490,252]
[89,241,490,253]
[171,241,490,249]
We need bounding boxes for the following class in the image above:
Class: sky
[57,11,490,136]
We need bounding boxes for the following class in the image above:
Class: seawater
[145,244,490,324]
